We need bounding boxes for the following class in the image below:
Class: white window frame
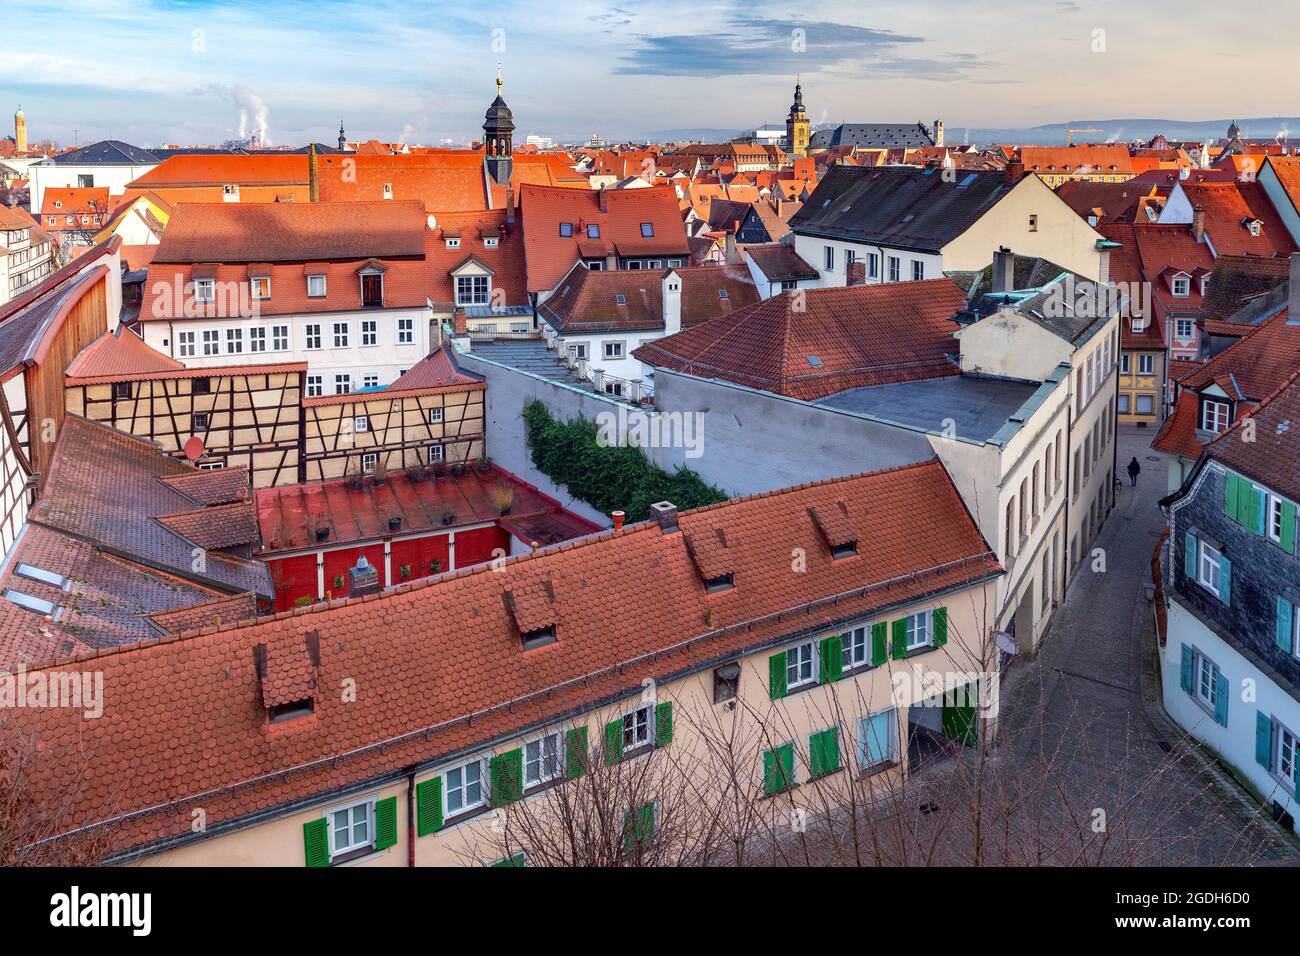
[785,640,816,690]
[361,451,378,474]
[428,407,444,424]
[304,324,322,350]
[905,609,933,650]
[443,757,486,819]
[1197,540,1223,597]
[306,374,323,398]
[620,703,653,754]
[603,341,625,360]
[272,325,290,351]
[332,321,350,349]
[362,374,380,390]
[1171,276,1190,297]
[202,329,220,356]
[455,274,490,306]
[427,444,444,463]
[334,373,352,395]
[251,276,271,300]
[307,274,327,298]
[361,319,378,347]
[824,246,834,271]
[326,797,374,859]
[1175,318,1194,339]
[1201,399,1230,433]
[1267,493,1287,545]
[524,732,563,788]
[859,708,898,770]
[1278,722,1299,789]
[249,327,267,352]
[177,331,196,357]
[887,256,900,282]
[840,625,868,671]
[354,415,369,433]
[193,279,215,304]
[226,328,243,354]
[910,260,924,281]
[1194,652,1220,711]
[397,318,414,345]
[1137,354,1154,376]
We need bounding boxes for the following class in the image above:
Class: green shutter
[763,744,795,796]
[1256,712,1274,769]
[1245,485,1265,535]
[490,852,528,867]
[1279,597,1296,653]
[604,719,623,765]
[374,796,398,850]
[941,689,978,748]
[655,702,674,747]
[1179,644,1194,694]
[1281,501,1298,555]
[565,726,588,779]
[1224,471,1240,519]
[769,651,788,699]
[1213,673,1229,727]
[1219,556,1232,606]
[819,635,843,683]
[303,817,330,868]
[933,607,948,647]
[871,622,888,666]
[490,749,524,807]
[892,619,908,659]
[415,777,443,836]
[1184,532,1197,579]
[624,802,656,852]
[810,728,840,778]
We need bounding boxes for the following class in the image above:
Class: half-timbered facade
[65,326,306,488]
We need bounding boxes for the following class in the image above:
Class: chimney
[662,271,682,335]
[348,553,380,598]
[506,187,516,225]
[1290,252,1300,319]
[992,246,1015,294]
[308,144,319,203]
[599,186,608,214]
[650,501,679,534]
[612,510,625,531]
[1004,160,1025,185]
[1098,247,1111,287]
[1192,205,1206,243]
[933,119,944,147]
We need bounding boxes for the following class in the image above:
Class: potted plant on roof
[488,486,514,516]
[388,513,403,532]
[345,459,364,491]
[405,463,426,483]
[372,456,388,486]
[474,455,492,475]
[450,459,466,478]
[440,507,456,526]
[431,460,446,480]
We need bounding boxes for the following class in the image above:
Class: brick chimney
[348,554,381,598]
[992,246,1015,293]
[1004,159,1025,185]
[650,501,679,534]
[308,144,319,203]
[612,510,625,531]
[598,185,608,214]
[506,187,516,225]
[1290,252,1300,319]
[1192,205,1206,243]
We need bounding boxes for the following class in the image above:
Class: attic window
[559,222,574,237]
[718,289,728,299]
[484,237,499,248]
[446,237,461,249]
[521,626,557,651]
[810,502,859,559]
[807,355,823,367]
[269,699,315,723]
[831,541,859,560]
[958,173,979,188]
[587,224,601,239]
[705,572,734,594]
[640,222,654,237]
[383,183,393,198]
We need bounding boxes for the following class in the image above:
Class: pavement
[998,425,1300,865]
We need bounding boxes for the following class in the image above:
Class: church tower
[337,119,347,152]
[785,77,809,158]
[483,66,515,187]
[14,105,27,154]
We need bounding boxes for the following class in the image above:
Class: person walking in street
[1127,456,1141,487]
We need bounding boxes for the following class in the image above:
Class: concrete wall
[649,369,935,496]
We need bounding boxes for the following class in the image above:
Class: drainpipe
[406,767,417,867]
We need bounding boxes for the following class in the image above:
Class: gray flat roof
[815,374,1039,443]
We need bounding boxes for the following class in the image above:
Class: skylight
[4,589,55,615]
[807,355,823,367]
[16,564,67,588]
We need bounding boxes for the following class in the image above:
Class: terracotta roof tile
[634,279,965,400]
[1177,181,1296,257]
[8,460,999,859]
[155,501,260,550]
[388,341,484,391]
[64,326,184,380]
[744,243,819,282]
[147,592,259,636]
[1207,367,1300,501]
[158,468,251,506]
[539,262,758,333]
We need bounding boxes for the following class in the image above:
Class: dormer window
[1200,398,1231,433]
[1248,221,1261,237]
[269,699,315,723]
[53,200,62,209]
[484,237,499,248]
[830,540,859,560]
[383,183,393,199]
[704,572,734,594]
[811,502,859,560]
[1171,276,1190,297]
[446,237,461,249]
[559,222,574,237]
[521,626,557,651]
[223,184,240,202]
[307,274,327,297]
[718,289,729,299]
[360,269,384,308]
[251,276,271,300]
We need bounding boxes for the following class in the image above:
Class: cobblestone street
[1000,426,1300,865]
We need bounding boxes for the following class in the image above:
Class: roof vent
[349,554,380,598]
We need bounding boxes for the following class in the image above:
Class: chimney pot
[650,501,679,534]
[992,246,1015,294]
[349,553,381,598]
[1192,204,1206,243]
[612,510,625,531]
[1004,160,1025,185]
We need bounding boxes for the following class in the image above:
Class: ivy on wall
[521,401,726,522]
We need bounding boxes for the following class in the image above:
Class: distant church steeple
[338,118,347,152]
[785,77,809,158]
[483,64,515,187]
[14,104,27,155]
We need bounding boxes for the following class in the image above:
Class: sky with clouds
[2,0,1293,147]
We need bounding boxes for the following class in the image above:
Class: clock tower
[785,78,809,158]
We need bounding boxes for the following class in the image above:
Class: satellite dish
[184,435,206,461]
[995,631,1018,655]
[427,214,438,231]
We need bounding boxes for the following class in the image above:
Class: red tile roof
[744,243,819,283]
[539,262,758,333]
[158,468,252,506]
[1206,367,1300,501]
[1199,254,1291,325]
[1177,181,1296,257]
[152,201,427,263]
[129,154,309,188]
[1019,144,1134,175]
[9,460,998,860]
[155,501,260,550]
[40,186,113,217]
[147,592,259,637]
[634,279,966,400]
[520,184,689,293]
[386,341,484,392]
[425,208,526,308]
[64,326,184,379]
[1263,156,1300,220]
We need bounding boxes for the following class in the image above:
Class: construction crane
[1066,127,1103,146]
